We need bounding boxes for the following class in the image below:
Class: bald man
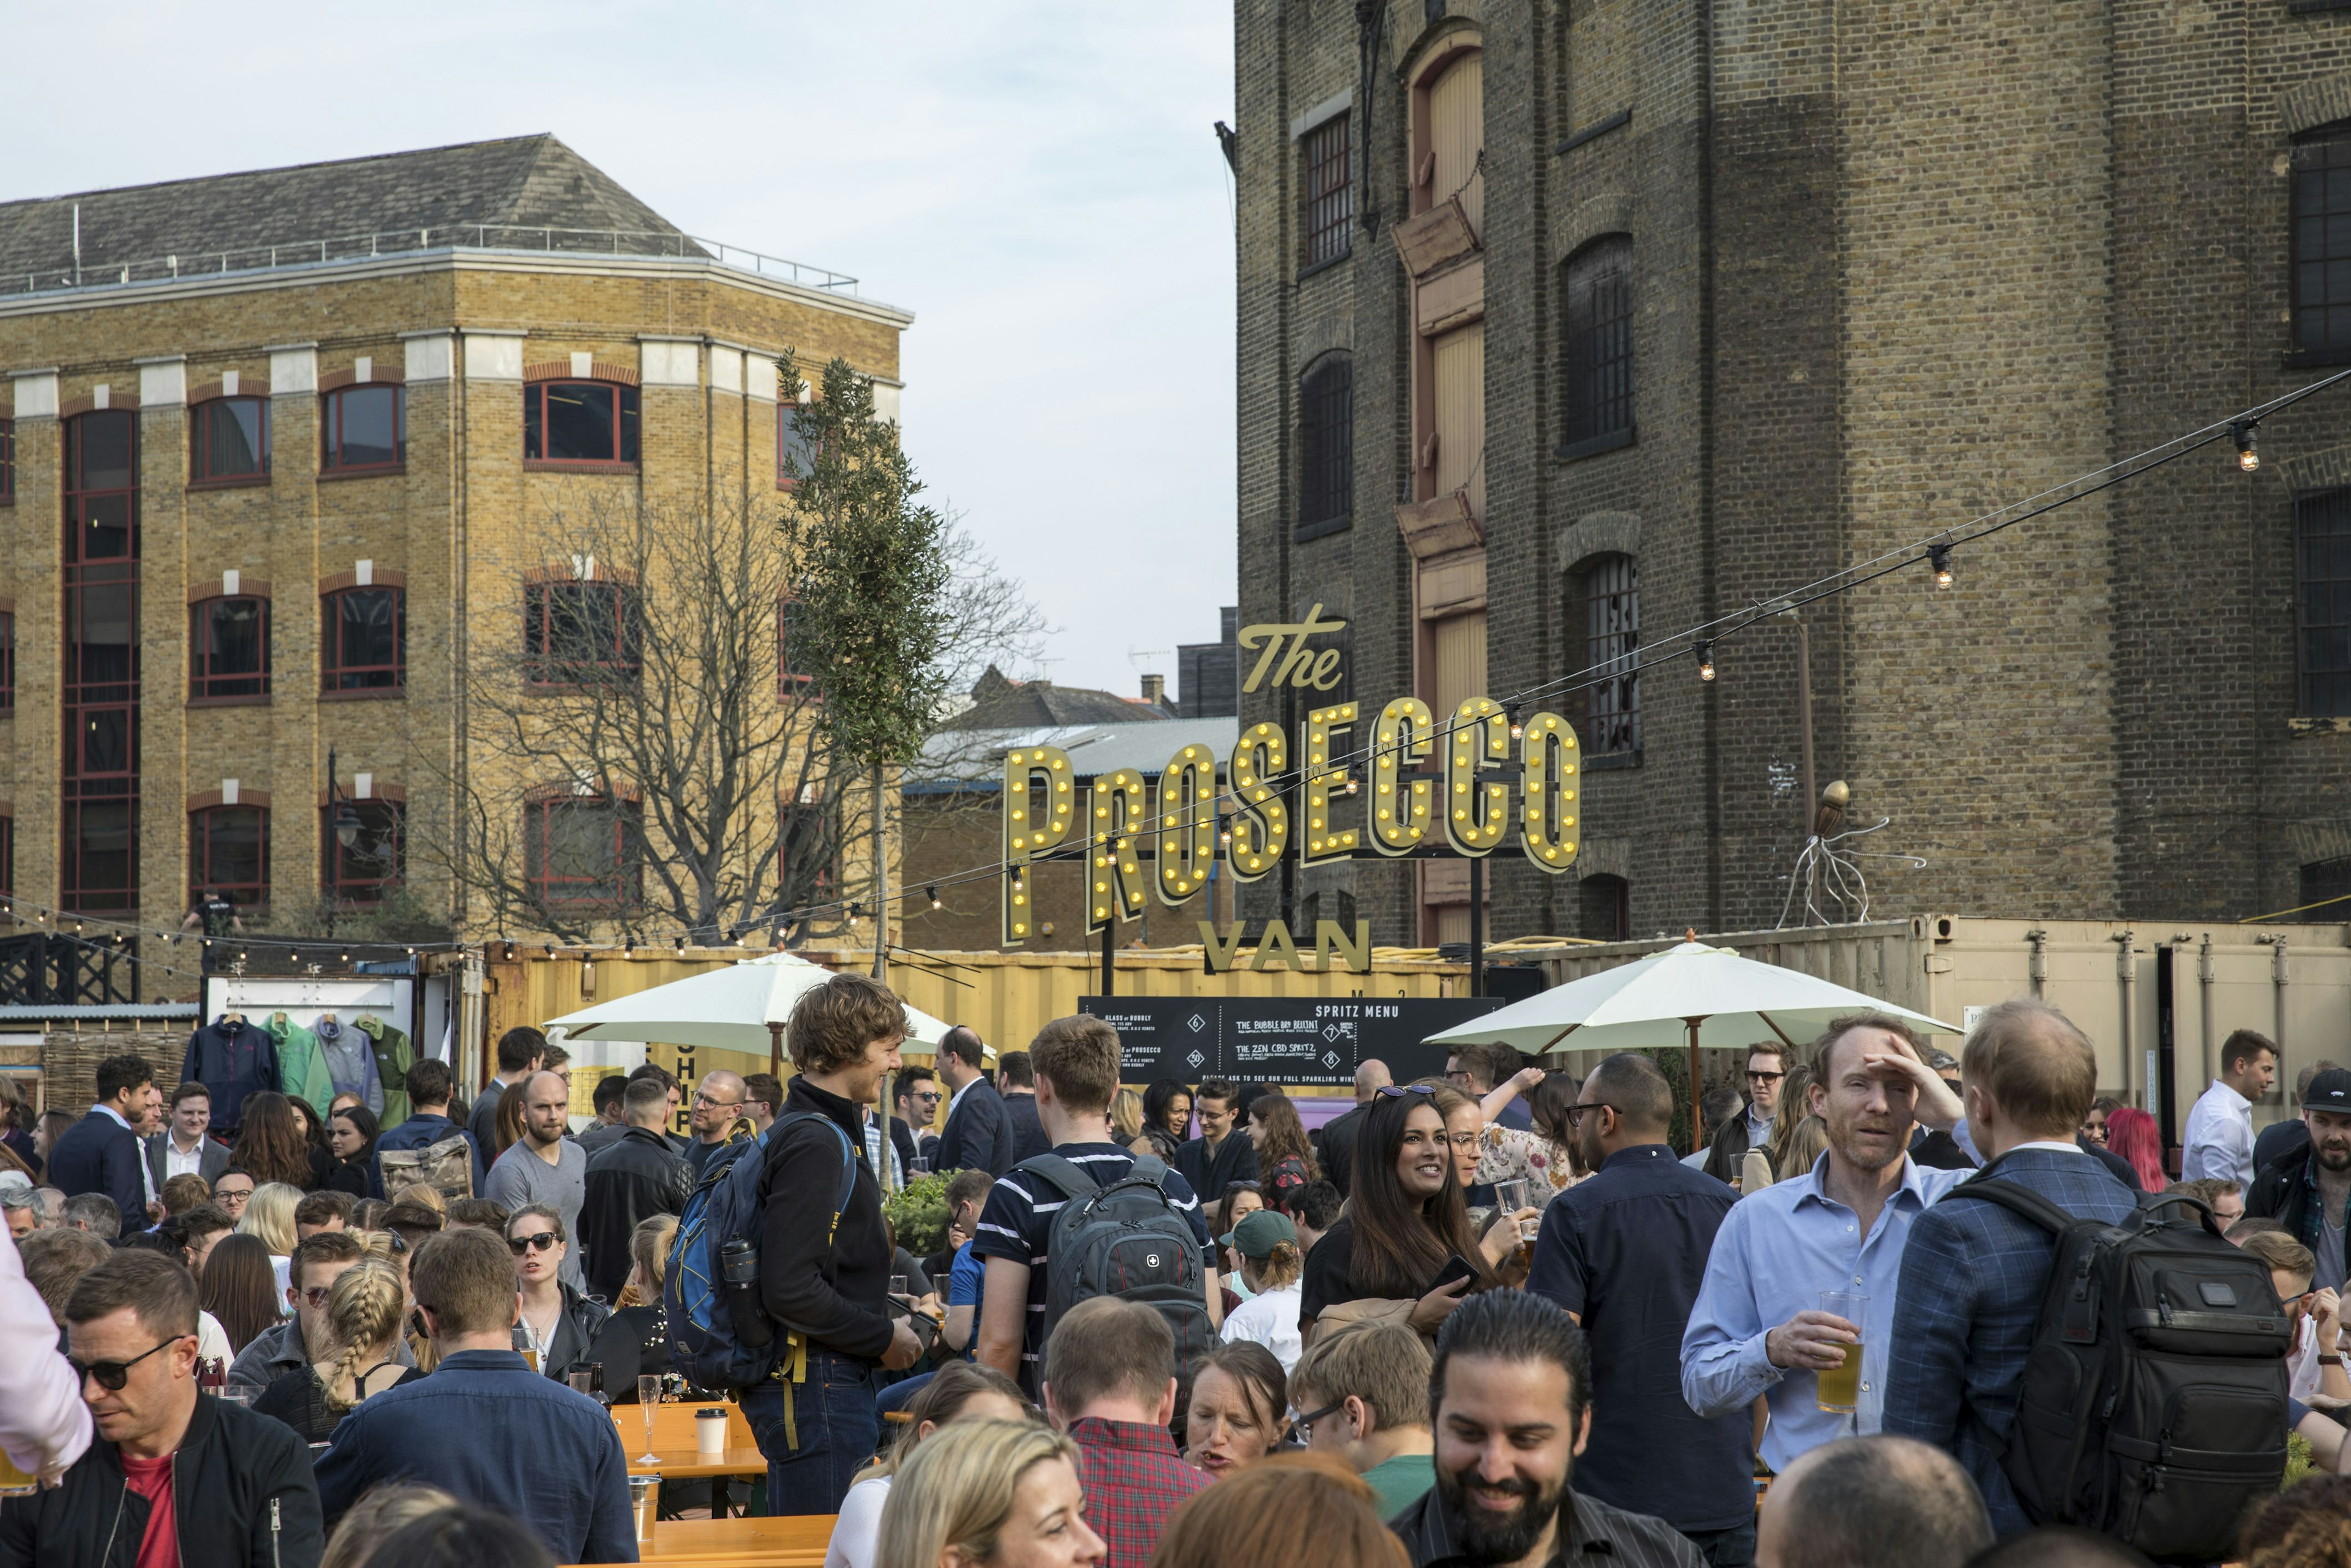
[483,1070,590,1291]
[686,1070,749,1180]
[1756,1436,1992,1568]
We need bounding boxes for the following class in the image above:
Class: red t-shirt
[118,1452,178,1568]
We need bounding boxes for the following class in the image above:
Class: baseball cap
[1219,1208,1297,1258]
[2301,1068,2351,1114]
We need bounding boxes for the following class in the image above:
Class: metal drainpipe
[2199,932,2216,1092]
[2027,928,2048,999]
[2273,936,2290,1059]
[2116,928,2137,1106]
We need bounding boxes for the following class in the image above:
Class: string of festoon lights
[7,372,2341,968]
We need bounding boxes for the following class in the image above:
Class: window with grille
[323,386,405,471]
[527,796,641,906]
[190,805,269,909]
[191,397,269,483]
[2299,487,2351,715]
[323,588,405,692]
[1576,555,1641,761]
[1298,354,1354,540]
[2295,124,2351,364]
[1302,114,1352,270]
[190,596,269,700]
[526,580,642,686]
[526,381,642,467]
[324,798,403,904]
[1561,236,1634,454]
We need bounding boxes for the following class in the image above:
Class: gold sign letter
[1443,697,1512,855]
[1156,745,1217,907]
[1086,769,1150,935]
[1002,746,1074,946]
[1520,713,1580,872]
[1301,701,1361,865]
[1226,721,1289,882]
[1370,698,1436,855]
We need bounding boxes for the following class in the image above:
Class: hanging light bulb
[1929,542,1954,588]
[675,934,688,953]
[926,886,942,909]
[2232,420,2260,473]
[1695,642,1717,682]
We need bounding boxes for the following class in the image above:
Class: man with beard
[2248,1067,2351,1294]
[1392,1289,1703,1568]
[1682,1013,1974,1472]
[1528,1054,1750,1566]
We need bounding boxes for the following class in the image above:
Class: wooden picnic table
[576,1512,834,1565]
[625,1447,770,1479]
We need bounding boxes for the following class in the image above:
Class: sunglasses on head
[70,1335,186,1392]
[508,1231,560,1255]
[1374,1084,1439,1100]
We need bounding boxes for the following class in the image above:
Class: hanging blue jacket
[180,1018,280,1136]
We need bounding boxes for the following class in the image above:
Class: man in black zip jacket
[579,1077,692,1302]
[744,973,924,1517]
[0,1250,323,1568]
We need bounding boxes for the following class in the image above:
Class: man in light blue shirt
[1682,1014,1974,1472]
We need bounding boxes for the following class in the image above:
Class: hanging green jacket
[352,1013,414,1130]
[266,1013,336,1115]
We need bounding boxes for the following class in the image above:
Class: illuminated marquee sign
[1000,688,1583,947]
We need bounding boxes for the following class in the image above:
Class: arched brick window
[190,596,270,700]
[322,385,405,471]
[1561,236,1634,456]
[325,797,404,904]
[1572,553,1640,762]
[191,396,269,484]
[190,804,269,909]
[526,381,641,468]
[322,587,406,692]
[2295,121,2351,364]
[526,793,642,907]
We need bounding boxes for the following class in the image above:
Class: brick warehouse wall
[0,251,907,952]
[1236,0,2351,940]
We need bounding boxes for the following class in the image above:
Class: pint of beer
[1815,1291,1867,1414]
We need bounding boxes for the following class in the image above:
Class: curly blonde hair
[320,1260,409,1412]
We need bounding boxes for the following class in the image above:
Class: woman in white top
[826,1361,1032,1568]
[1216,1209,1305,1373]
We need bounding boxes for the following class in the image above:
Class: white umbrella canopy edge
[544,953,953,1060]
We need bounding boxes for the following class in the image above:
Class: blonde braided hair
[320,1259,408,1412]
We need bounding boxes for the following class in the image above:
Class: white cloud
[1,1,1237,697]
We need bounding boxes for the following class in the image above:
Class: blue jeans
[1681,1522,1756,1568]
[876,1370,936,1417]
[741,1351,881,1516]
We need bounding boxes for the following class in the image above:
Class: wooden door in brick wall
[1427,53,1483,236]
[1432,321,1485,519]
[1432,610,1488,719]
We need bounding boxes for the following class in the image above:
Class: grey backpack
[1016,1153,1214,1367]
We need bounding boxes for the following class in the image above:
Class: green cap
[1220,1207,1298,1258]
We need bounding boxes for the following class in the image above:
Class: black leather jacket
[580,1125,693,1302]
[514,1279,612,1383]
[0,1391,324,1568]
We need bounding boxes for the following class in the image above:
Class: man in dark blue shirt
[315,1226,637,1563]
[372,1060,486,1193]
[46,1053,154,1227]
[1529,1052,1752,1566]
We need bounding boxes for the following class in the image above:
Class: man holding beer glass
[1681,1013,1972,1476]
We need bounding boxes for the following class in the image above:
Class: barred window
[1297,354,1354,540]
[2295,124,2351,364]
[1302,114,1352,269]
[1576,554,1640,760]
[1561,236,1634,452]
[2298,487,2351,716]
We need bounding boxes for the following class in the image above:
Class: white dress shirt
[0,1226,92,1482]
[165,1132,209,1181]
[2183,1079,2255,1187]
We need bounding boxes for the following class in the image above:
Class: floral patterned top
[1475,1125,1580,1194]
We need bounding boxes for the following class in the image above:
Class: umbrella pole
[1687,1016,1704,1156]
[768,1020,784,1084]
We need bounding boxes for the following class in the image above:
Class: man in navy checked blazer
[1882,998,2137,1537]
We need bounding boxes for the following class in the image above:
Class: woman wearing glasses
[1294,1090,1519,1348]
[504,1203,608,1382]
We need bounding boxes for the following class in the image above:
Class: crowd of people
[2,983,2349,1568]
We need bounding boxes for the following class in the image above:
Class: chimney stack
[1141,673,1166,706]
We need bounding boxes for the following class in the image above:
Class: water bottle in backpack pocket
[1016,1153,1216,1368]
[1952,1182,2292,1563]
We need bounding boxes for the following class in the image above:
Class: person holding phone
[1295,1089,1518,1346]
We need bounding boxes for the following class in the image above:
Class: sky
[2,2,1238,700]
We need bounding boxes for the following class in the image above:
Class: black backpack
[1015,1153,1215,1369]
[1944,1181,2292,1560]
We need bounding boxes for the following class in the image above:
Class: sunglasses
[298,1286,334,1310]
[71,1334,187,1392]
[1374,1084,1439,1100]
[1291,1398,1346,1440]
[508,1231,561,1255]
[1746,1070,1785,1084]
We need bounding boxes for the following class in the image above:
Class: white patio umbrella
[546,950,952,1081]
[1425,939,1962,1150]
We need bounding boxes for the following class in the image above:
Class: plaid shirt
[1067,1417,1208,1568]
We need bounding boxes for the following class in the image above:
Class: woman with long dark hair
[1141,1079,1193,1159]
[327,1104,381,1198]
[1245,1093,1320,1214]
[231,1092,331,1190]
[200,1232,283,1354]
[1295,1089,1513,1346]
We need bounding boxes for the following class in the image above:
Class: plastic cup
[630,1475,659,1540]
[1816,1291,1867,1413]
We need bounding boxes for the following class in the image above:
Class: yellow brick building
[0,135,910,961]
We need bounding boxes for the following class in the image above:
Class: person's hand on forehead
[1852,1026,1963,1130]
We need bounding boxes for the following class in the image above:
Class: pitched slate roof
[0,134,693,284]
[947,666,1172,731]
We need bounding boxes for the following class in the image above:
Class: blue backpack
[666,1111,857,1393]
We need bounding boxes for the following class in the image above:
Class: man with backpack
[737,973,923,1514]
[973,1015,1218,1396]
[1881,1000,2151,1539]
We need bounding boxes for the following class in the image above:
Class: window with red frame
[778,401,817,488]
[1,417,13,501]
[322,588,405,692]
[0,610,13,712]
[527,580,641,685]
[190,805,268,909]
[526,381,640,466]
[0,815,12,897]
[525,796,640,907]
[322,385,405,471]
[324,798,403,904]
[191,397,269,483]
[777,598,817,693]
[189,596,269,699]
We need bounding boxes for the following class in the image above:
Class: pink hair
[2105,1106,2167,1189]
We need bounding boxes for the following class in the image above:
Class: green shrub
[883,1170,953,1256]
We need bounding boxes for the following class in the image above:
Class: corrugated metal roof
[911,719,1240,788]
[0,1003,198,1022]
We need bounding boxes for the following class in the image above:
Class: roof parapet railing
[6,224,857,298]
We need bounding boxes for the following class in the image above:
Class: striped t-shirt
[968,1143,1209,1382]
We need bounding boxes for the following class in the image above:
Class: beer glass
[1815,1291,1867,1413]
